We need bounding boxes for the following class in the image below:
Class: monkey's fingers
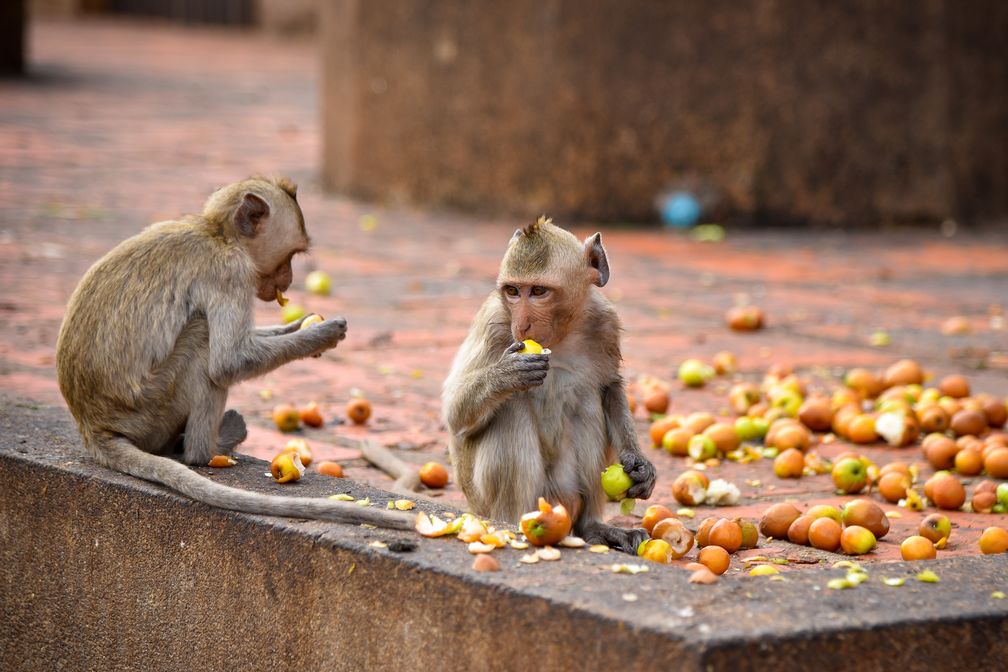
[504,341,525,355]
[626,480,655,500]
[512,358,549,371]
[615,528,650,555]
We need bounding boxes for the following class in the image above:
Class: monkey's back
[56,219,243,430]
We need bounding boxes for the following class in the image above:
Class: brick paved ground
[2,20,1007,570]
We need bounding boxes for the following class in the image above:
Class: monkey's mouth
[275,289,289,306]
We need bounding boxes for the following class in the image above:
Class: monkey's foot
[581,522,649,555]
[217,409,248,453]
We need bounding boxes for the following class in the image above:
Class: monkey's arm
[254,315,308,337]
[444,341,548,439]
[201,286,346,387]
[602,380,656,500]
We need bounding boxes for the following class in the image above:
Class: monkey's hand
[618,451,656,500]
[493,341,549,393]
[304,317,348,356]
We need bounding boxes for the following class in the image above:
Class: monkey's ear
[584,232,609,287]
[234,193,270,238]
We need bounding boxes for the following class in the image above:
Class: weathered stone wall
[258,0,316,35]
[320,0,1008,225]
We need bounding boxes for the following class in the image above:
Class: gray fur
[443,233,656,553]
[55,177,413,530]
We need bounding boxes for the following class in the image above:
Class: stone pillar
[320,1,1008,225]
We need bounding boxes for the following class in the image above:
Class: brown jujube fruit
[787,515,814,545]
[759,502,801,540]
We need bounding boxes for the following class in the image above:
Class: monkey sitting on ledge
[56,176,412,529]
[443,217,656,553]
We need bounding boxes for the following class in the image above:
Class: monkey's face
[500,283,569,347]
[254,252,297,302]
[240,193,309,303]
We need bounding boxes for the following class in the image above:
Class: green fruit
[601,464,633,501]
[678,359,712,387]
[687,435,717,461]
[281,303,306,324]
[997,483,1008,508]
[305,270,332,295]
[832,457,868,494]
[734,416,761,441]
[771,392,803,417]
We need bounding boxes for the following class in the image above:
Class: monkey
[442,217,656,553]
[55,176,413,530]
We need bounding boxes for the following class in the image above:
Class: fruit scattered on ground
[270,450,305,483]
[978,527,1008,554]
[520,498,573,547]
[346,397,372,425]
[900,536,937,561]
[316,461,344,477]
[697,545,730,575]
[419,462,449,488]
[298,401,324,427]
[272,404,301,432]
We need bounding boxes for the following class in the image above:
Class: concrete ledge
[2,399,1007,671]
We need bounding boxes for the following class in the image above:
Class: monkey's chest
[527,363,606,459]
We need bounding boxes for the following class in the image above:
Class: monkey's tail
[101,436,415,530]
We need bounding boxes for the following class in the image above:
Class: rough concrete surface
[2,400,1007,672]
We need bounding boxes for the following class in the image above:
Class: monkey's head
[204,176,310,302]
[497,216,609,348]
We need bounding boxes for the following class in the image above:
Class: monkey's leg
[181,383,227,465]
[578,519,649,555]
[174,341,229,465]
[217,409,247,454]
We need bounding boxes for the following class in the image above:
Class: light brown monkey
[443,217,655,552]
[56,176,412,529]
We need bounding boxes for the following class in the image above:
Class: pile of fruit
[621,355,1008,578]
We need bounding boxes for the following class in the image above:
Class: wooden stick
[331,435,439,501]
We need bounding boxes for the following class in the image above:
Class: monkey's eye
[530,286,549,297]
[503,285,519,297]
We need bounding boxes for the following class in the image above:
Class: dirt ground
[2,20,1007,569]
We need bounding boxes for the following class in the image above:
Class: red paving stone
[2,20,1007,569]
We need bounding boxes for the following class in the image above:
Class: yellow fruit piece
[521,339,544,354]
[394,499,415,511]
[270,451,305,483]
[748,565,780,577]
[207,455,237,468]
[275,289,288,306]
[299,313,324,330]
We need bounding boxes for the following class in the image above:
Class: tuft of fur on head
[500,215,581,282]
[522,215,552,236]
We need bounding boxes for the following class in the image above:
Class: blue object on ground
[659,192,702,228]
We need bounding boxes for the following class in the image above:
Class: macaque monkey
[443,217,656,552]
[56,176,412,529]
